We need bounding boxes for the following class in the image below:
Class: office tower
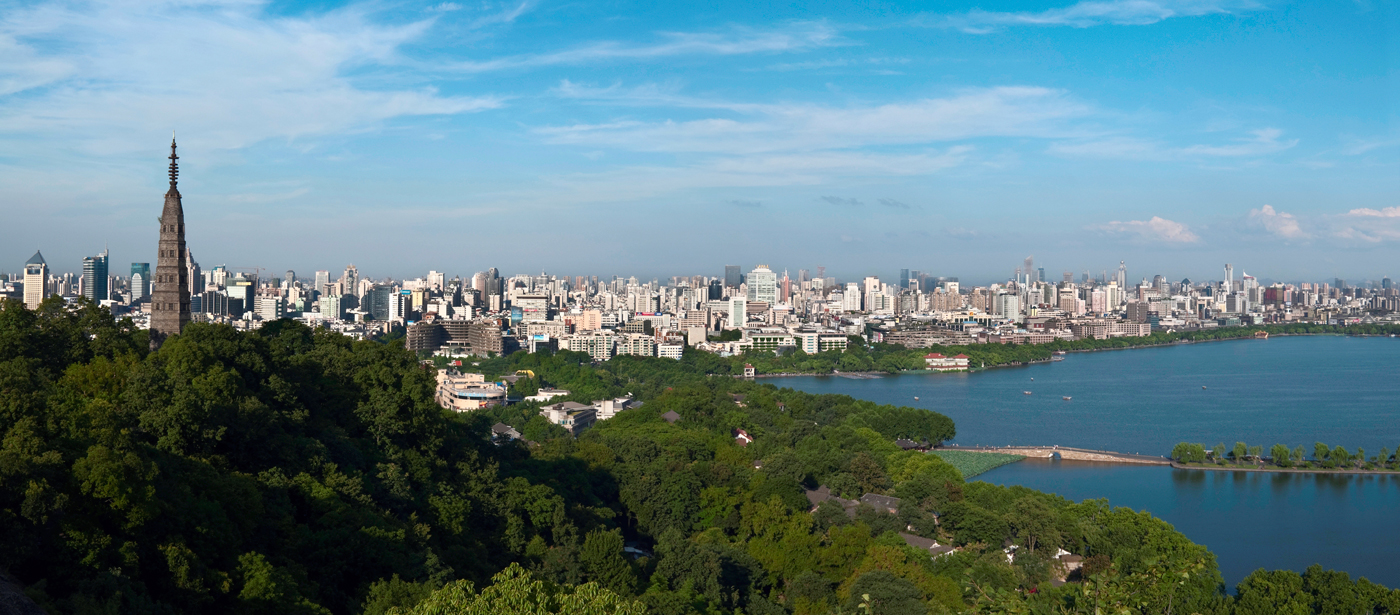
[285,270,295,285]
[1335,278,1347,290]
[899,268,910,290]
[1038,267,1046,285]
[320,293,343,320]
[342,265,359,294]
[186,249,201,296]
[1024,256,1035,284]
[131,263,151,298]
[746,265,778,304]
[23,251,47,309]
[82,249,109,302]
[1384,277,1393,290]
[367,285,393,320]
[724,265,741,289]
[1064,271,1073,284]
[1223,264,1234,294]
[226,273,254,317]
[315,270,330,294]
[707,279,722,300]
[1117,261,1127,289]
[151,136,191,349]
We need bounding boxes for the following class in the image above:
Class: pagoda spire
[168,132,179,188]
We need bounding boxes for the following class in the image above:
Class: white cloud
[449,22,843,73]
[0,0,500,155]
[1346,207,1400,218]
[1095,216,1200,243]
[938,0,1260,33]
[1180,127,1297,157]
[538,87,1090,155]
[1052,128,1298,160]
[1333,226,1400,243]
[1248,204,1306,238]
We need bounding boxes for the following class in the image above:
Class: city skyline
[2,0,1397,278]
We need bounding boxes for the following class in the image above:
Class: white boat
[1023,391,1032,395]
[1062,396,1072,401]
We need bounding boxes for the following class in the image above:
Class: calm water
[768,336,1400,588]
[768,336,1400,455]
[980,459,1400,588]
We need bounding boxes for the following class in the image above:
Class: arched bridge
[944,445,1171,465]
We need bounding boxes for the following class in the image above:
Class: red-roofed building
[924,353,970,371]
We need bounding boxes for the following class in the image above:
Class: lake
[766,336,1400,588]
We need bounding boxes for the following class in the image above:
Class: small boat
[913,396,919,401]
[1202,386,1208,389]
[1062,396,1072,401]
[1030,378,1034,381]
[1023,391,1032,395]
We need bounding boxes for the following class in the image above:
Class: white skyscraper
[745,265,778,305]
[23,251,47,309]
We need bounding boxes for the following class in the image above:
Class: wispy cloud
[728,199,761,208]
[1247,205,1305,238]
[539,86,1090,154]
[1180,127,1296,157]
[1051,128,1297,160]
[934,0,1261,33]
[878,198,911,209]
[449,22,843,72]
[0,0,499,155]
[1094,216,1201,243]
[821,196,863,206]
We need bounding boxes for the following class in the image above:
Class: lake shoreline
[755,332,1394,381]
[1170,461,1400,476]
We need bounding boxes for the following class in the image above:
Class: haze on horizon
[1,0,1397,283]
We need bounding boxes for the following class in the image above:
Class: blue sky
[1,0,1397,284]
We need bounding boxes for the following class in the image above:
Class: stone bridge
[944,445,1171,465]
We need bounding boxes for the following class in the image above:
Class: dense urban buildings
[6,248,1398,362]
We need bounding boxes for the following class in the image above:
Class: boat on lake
[1063,396,1072,401]
[1023,391,1032,395]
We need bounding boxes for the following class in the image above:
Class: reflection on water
[981,459,1400,588]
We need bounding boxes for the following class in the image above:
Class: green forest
[3,296,1400,614]
[696,322,1400,377]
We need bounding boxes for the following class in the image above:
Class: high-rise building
[342,265,359,295]
[899,268,910,290]
[1116,261,1127,289]
[131,262,151,298]
[746,265,778,304]
[82,249,109,302]
[1224,264,1234,294]
[150,137,191,350]
[724,265,741,289]
[186,249,201,296]
[728,296,747,328]
[284,270,295,285]
[1384,277,1393,290]
[23,251,47,309]
[314,270,330,294]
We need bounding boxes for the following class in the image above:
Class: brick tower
[150,135,191,350]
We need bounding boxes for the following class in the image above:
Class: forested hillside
[2,297,1397,614]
